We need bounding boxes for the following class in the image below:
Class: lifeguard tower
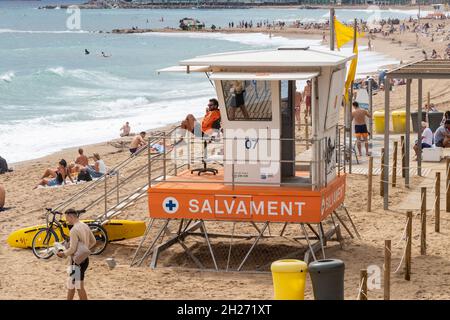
[132,47,360,271]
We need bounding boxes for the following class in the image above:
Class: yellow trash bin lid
[392,110,406,117]
[271,259,308,273]
[373,110,385,118]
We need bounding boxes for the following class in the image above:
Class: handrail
[53,126,180,213]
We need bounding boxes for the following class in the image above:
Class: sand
[1,17,450,300]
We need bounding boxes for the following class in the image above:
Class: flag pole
[330,8,335,51]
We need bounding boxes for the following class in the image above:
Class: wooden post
[427,91,430,109]
[305,116,309,150]
[367,156,373,212]
[330,8,335,51]
[392,141,398,187]
[435,172,441,233]
[421,187,426,256]
[405,211,412,281]
[401,135,406,178]
[447,158,450,212]
[384,239,391,300]
[380,148,385,197]
[360,269,368,300]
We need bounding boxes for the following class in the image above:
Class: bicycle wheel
[32,228,59,259]
[88,223,108,255]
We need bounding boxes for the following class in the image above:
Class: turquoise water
[0,1,409,163]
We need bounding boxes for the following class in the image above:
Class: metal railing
[52,126,181,222]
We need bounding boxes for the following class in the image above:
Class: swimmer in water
[101,52,111,58]
[85,49,90,55]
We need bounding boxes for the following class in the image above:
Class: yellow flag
[334,17,364,49]
[344,40,358,103]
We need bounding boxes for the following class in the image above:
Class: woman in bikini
[35,159,73,189]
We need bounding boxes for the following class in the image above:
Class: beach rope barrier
[394,216,410,248]
[356,274,368,300]
[392,236,409,274]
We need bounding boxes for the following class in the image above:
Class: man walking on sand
[56,209,96,300]
[352,101,371,156]
[129,131,146,155]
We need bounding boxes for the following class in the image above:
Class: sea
[0,1,423,163]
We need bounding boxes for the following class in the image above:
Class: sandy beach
[1,15,450,300]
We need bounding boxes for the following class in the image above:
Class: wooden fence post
[401,135,406,178]
[367,156,373,212]
[392,141,398,187]
[421,187,427,256]
[435,172,441,233]
[380,147,385,197]
[446,158,450,212]
[384,239,391,300]
[405,211,412,281]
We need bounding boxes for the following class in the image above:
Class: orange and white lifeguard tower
[132,47,359,271]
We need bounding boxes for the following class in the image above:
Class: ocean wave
[0,71,15,82]
[140,32,323,48]
[0,28,89,34]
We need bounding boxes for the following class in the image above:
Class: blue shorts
[421,143,431,149]
[47,178,60,187]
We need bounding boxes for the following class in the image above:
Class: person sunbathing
[75,148,89,167]
[35,159,73,189]
[78,153,107,179]
[129,132,146,155]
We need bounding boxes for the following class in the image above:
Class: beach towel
[150,143,165,154]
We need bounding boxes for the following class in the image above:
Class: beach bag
[0,157,8,174]
[73,241,91,265]
[77,170,92,182]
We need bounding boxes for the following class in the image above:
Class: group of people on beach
[35,148,107,189]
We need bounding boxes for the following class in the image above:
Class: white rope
[394,217,410,248]
[393,236,409,274]
[355,277,367,300]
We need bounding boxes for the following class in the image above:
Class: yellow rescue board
[7,220,146,249]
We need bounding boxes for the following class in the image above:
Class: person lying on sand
[35,159,73,189]
[129,132,146,155]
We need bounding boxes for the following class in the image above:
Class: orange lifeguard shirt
[201,109,221,133]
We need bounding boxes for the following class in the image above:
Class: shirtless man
[120,122,131,137]
[294,89,302,130]
[75,148,89,167]
[129,131,146,155]
[352,101,371,156]
[303,80,312,117]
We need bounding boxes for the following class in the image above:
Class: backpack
[77,170,92,182]
[0,157,8,174]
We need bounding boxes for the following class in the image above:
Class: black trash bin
[308,259,345,300]
[411,112,427,133]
